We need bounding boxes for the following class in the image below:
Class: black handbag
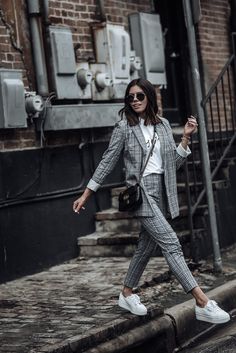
[118,129,157,212]
[118,183,143,212]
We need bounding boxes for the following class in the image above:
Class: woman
[73,78,230,324]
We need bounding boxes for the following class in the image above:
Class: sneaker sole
[118,300,147,316]
[196,313,230,324]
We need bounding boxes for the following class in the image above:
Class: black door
[155,0,192,126]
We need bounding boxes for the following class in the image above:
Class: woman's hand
[184,115,198,137]
[73,188,93,214]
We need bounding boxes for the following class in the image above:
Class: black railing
[185,43,236,259]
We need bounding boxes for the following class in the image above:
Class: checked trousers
[124,173,198,293]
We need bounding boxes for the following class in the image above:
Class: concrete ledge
[35,306,164,353]
[39,280,236,353]
[41,103,123,131]
[165,279,236,346]
[80,316,175,353]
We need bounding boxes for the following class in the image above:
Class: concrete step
[111,186,125,209]
[78,232,138,257]
[110,178,230,210]
[111,185,192,209]
[176,179,230,206]
[95,205,208,233]
[95,208,141,233]
[77,229,192,257]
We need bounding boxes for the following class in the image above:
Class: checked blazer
[87,117,190,218]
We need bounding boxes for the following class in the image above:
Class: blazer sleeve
[87,120,126,192]
[163,118,191,170]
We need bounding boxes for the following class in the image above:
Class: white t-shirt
[139,119,164,176]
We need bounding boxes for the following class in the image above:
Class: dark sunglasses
[126,92,146,104]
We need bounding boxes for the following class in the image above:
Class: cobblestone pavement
[0,257,169,353]
[1,248,236,353]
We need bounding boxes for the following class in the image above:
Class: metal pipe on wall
[96,0,106,22]
[182,0,222,272]
[26,0,49,96]
[41,0,49,25]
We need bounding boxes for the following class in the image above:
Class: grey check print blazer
[87,117,190,218]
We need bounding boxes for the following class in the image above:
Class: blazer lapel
[131,124,147,156]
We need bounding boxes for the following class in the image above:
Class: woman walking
[73,78,230,324]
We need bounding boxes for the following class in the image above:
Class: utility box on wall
[0,69,27,128]
[49,26,79,99]
[129,13,167,86]
[93,23,131,99]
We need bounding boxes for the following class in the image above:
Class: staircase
[78,52,236,261]
[78,150,235,260]
[77,170,208,259]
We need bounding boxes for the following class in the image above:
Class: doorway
[155,0,192,126]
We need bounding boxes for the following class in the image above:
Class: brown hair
[119,78,161,126]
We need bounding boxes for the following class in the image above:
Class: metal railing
[185,46,236,259]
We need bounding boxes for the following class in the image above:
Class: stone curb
[165,278,236,346]
[37,279,236,353]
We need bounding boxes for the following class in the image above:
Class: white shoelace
[128,294,141,306]
[207,300,221,312]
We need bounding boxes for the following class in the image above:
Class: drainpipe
[41,0,49,24]
[27,0,49,96]
[182,0,222,272]
[96,0,106,22]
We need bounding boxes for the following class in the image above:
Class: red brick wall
[197,0,233,130]
[0,0,232,150]
[0,0,35,89]
[197,0,231,92]
[48,0,152,62]
[0,0,154,150]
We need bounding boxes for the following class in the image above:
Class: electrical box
[0,69,27,128]
[49,26,79,99]
[90,63,112,101]
[129,13,167,86]
[93,23,131,99]
[76,62,92,100]
[130,50,142,80]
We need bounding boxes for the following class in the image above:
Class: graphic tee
[139,119,164,177]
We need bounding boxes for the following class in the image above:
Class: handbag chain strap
[138,128,157,183]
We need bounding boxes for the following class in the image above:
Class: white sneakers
[195,300,230,324]
[118,292,147,316]
[118,293,230,324]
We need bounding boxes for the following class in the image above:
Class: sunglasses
[126,92,146,104]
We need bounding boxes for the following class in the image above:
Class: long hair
[119,78,161,126]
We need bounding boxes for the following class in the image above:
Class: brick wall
[197,0,231,91]
[0,0,154,150]
[48,0,152,62]
[0,0,35,89]
[0,0,233,150]
[197,0,233,130]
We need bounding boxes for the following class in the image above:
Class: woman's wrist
[83,188,93,200]
[180,134,190,150]
[181,134,191,141]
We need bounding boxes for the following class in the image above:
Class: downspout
[182,0,222,272]
[40,0,53,91]
[41,0,49,24]
[96,0,106,22]
[26,0,49,96]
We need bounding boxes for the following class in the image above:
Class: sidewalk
[1,247,236,353]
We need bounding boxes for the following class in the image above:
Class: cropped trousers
[124,173,198,293]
